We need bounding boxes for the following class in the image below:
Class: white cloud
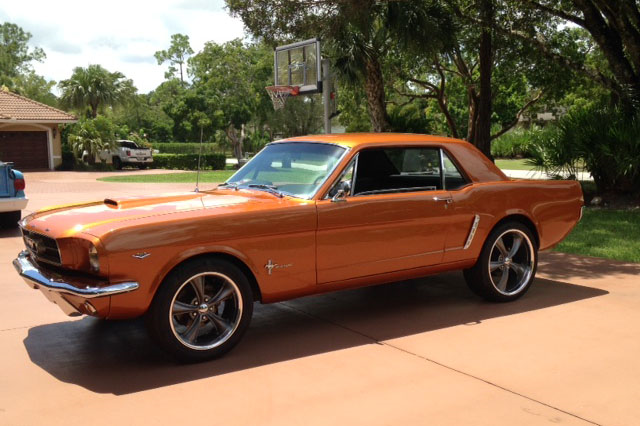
[0,0,246,93]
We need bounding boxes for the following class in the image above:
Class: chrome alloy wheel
[169,272,243,351]
[488,229,535,296]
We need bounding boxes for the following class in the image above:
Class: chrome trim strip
[464,214,481,250]
[439,148,446,190]
[13,251,139,298]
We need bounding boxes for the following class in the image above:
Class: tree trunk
[226,124,245,164]
[364,57,391,132]
[474,0,494,160]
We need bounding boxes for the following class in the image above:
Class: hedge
[152,143,221,154]
[152,153,226,170]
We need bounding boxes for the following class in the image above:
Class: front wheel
[146,257,254,362]
[0,210,21,228]
[464,222,538,302]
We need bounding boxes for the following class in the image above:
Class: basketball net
[265,85,300,110]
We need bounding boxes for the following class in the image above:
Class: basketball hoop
[265,85,300,110]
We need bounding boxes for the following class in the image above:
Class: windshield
[225,142,347,199]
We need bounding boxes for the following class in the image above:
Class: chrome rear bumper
[13,250,139,315]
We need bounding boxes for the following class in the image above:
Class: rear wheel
[146,257,253,362]
[464,222,537,302]
[113,157,122,170]
[0,210,21,228]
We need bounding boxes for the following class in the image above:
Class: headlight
[88,244,100,272]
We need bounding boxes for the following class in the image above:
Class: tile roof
[0,89,76,122]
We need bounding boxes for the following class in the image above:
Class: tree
[68,117,117,164]
[226,0,454,132]
[0,22,45,88]
[155,34,194,84]
[12,71,58,106]
[189,39,272,161]
[59,65,136,118]
[505,1,640,105]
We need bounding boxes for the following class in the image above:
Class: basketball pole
[322,59,332,134]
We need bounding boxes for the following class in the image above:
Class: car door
[316,146,451,284]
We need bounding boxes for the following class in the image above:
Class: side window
[442,151,468,190]
[353,147,443,195]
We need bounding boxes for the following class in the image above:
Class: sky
[0,0,246,94]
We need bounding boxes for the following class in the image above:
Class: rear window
[119,141,138,149]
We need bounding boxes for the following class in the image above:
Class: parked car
[0,161,27,228]
[98,140,153,169]
[13,134,583,362]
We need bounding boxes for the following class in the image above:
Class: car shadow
[23,272,607,395]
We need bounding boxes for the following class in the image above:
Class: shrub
[527,106,640,194]
[56,144,76,171]
[491,128,536,158]
[152,153,226,170]
[151,143,221,154]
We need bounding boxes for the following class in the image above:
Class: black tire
[113,157,122,170]
[463,221,538,302]
[146,257,254,362]
[0,210,21,228]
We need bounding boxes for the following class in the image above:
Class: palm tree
[59,64,136,118]
[328,1,453,132]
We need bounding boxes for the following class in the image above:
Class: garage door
[0,131,48,170]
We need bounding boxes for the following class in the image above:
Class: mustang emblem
[264,259,293,275]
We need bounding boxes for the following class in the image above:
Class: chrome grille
[21,228,61,265]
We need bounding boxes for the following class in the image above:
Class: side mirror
[331,189,347,203]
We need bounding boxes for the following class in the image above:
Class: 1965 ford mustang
[13,134,583,362]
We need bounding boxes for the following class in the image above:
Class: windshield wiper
[247,184,284,198]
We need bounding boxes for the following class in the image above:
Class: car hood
[21,189,299,239]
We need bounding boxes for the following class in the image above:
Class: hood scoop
[104,193,204,209]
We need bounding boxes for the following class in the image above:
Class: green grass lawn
[495,158,534,171]
[98,170,235,183]
[553,208,640,263]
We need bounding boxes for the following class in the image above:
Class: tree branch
[490,91,544,141]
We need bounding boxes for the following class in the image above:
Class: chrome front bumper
[13,250,139,316]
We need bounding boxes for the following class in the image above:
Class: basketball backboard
[274,39,321,94]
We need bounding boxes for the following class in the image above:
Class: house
[0,89,77,170]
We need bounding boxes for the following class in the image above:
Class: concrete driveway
[1,171,638,426]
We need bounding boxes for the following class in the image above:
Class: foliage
[189,39,273,160]
[491,128,538,158]
[67,117,117,164]
[59,64,136,118]
[527,106,640,193]
[55,144,76,171]
[155,34,194,83]
[266,96,323,138]
[152,153,227,170]
[0,22,45,87]
[151,142,221,154]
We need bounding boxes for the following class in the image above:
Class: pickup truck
[0,162,27,228]
[99,140,153,170]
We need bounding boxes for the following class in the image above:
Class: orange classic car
[13,134,583,362]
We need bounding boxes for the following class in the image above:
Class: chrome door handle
[433,196,453,204]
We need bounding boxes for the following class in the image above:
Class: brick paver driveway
[1,170,638,426]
